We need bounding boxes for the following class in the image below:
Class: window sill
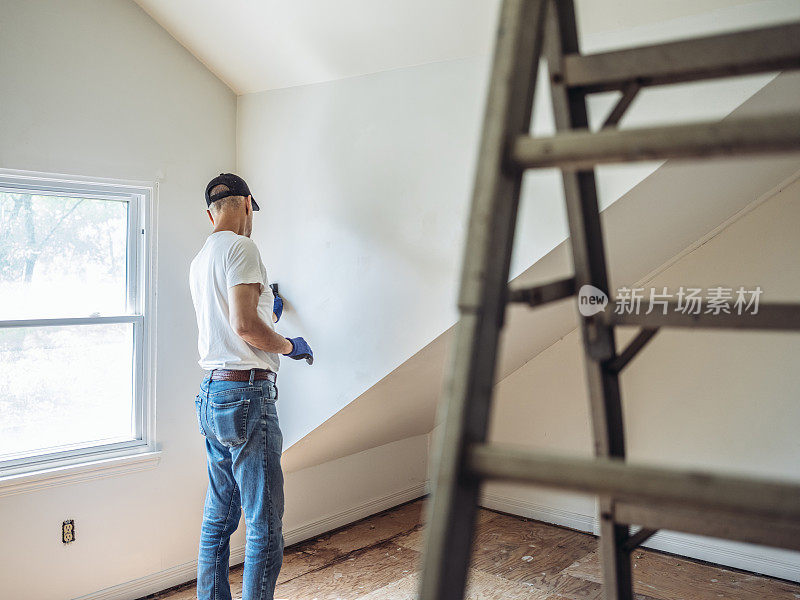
[0,450,162,498]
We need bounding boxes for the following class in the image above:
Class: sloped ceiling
[132,0,767,93]
[282,71,800,473]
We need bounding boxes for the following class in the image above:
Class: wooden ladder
[418,2,800,599]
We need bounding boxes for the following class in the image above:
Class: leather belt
[206,369,276,382]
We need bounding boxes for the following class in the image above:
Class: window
[0,170,156,477]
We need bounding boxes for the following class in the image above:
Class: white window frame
[0,168,159,481]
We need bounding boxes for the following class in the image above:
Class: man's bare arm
[229,283,293,354]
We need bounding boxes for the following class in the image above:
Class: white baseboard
[480,490,596,533]
[646,529,800,584]
[74,558,201,600]
[279,481,428,549]
[479,490,800,583]
[74,482,427,600]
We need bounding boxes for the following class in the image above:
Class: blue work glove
[283,336,313,365]
[272,292,284,322]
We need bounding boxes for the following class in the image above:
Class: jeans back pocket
[208,394,252,447]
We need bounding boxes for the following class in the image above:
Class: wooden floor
[153,497,800,599]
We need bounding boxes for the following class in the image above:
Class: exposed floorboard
[146,497,800,599]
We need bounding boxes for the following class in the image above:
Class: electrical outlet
[62,520,75,544]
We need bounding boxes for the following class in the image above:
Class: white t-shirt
[189,230,280,372]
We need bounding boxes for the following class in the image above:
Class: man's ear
[207,209,215,225]
[245,195,253,215]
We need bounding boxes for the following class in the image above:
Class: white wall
[237,56,483,450]
[69,435,429,600]
[236,0,800,461]
[483,175,800,581]
[0,3,431,598]
[283,434,428,547]
[0,1,237,599]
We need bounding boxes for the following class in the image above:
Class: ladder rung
[621,527,658,552]
[607,327,659,374]
[562,22,800,93]
[615,500,800,553]
[512,114,800,170]
[605,302,800,330]
[508,276,575,307]
[467,444,800,521]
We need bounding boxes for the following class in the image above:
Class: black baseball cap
[205,173,260,211]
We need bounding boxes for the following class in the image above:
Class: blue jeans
[195,371,285,600]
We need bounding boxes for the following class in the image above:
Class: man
[189,173,313,600]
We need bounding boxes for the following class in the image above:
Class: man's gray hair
[208,184,245,214]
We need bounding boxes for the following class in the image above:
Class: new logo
[578,285,608,316]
